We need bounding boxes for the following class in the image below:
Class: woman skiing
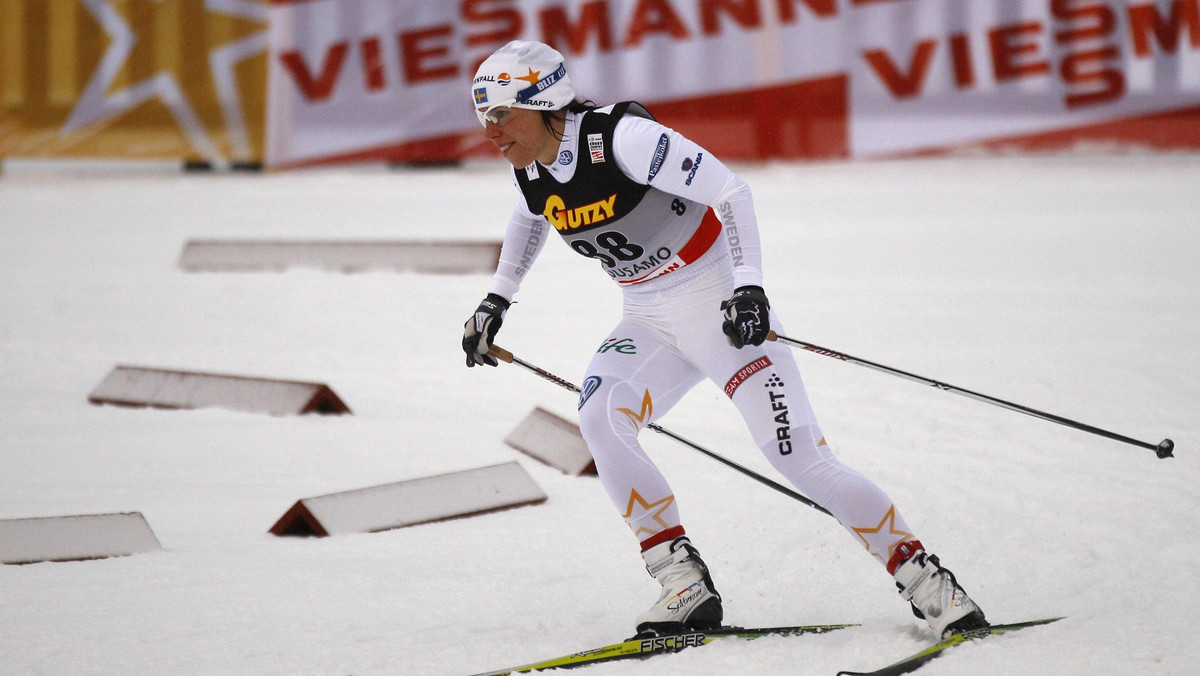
[462,40,988,640]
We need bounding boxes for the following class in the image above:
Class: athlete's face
[479,107,558,168]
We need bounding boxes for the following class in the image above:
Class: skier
[462,40,988,640]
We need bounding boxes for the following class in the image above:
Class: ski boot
[634,536,723,637]
[894,549,988,638]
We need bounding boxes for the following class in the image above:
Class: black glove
[463,293,510,367]
[720,285,770,348]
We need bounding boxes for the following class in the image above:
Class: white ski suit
[486,102,917,568]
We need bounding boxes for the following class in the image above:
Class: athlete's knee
[577,399,609,443]
[578,379,652,437]
[577,379,651,441]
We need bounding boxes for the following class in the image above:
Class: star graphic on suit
[616,389,653,430]
[515,67,542,86]
[852,504,914,566]
[621,489,676,541]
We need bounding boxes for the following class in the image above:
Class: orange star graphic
[852,504,914,566]
[621,489,676,541]
[616,389,653,430]
[515,67,542,86]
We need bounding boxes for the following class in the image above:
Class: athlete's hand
[463,293,510,367]
[720,285,770,348]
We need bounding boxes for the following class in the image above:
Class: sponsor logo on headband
[515,63,567,103]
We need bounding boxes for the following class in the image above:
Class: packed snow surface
[1,153,1197,675]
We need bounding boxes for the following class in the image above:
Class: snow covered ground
[1,152,1197,675]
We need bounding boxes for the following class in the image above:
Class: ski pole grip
[766,330,778,342]
[487,344,515,364]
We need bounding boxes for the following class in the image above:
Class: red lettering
[361,38,385,91]
[279,43,348,102]
[776,0,836,24]
[989,22,1051,81]
[1061,46,1125,108]
[463,0,524,49]
[699,0,761,36]
[1128,0,1200,57]
[949,33,975,88]
[624,0,690,47]
[1051,0,1117,43]
[400,25,458,84]
[862,40,937,99]
[539,1,614,53]
[1049,1,1124,109]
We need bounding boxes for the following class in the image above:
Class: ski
[837,617,1065,676]
[469,623,856,675]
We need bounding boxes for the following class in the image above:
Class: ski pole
[766,331,1174,459]
[487,344,833,517]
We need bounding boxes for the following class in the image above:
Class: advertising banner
[4,1,1196,166]
[0,0,269,165]
[848,0,1200,156]
[265,0,1200,168]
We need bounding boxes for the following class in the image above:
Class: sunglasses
[476,99,517,128]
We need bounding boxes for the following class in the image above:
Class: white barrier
[0,513,162,565]
[505,407,596,476]
[270,461,548,536]
[179,239,502,274]
[88,366,351,416]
